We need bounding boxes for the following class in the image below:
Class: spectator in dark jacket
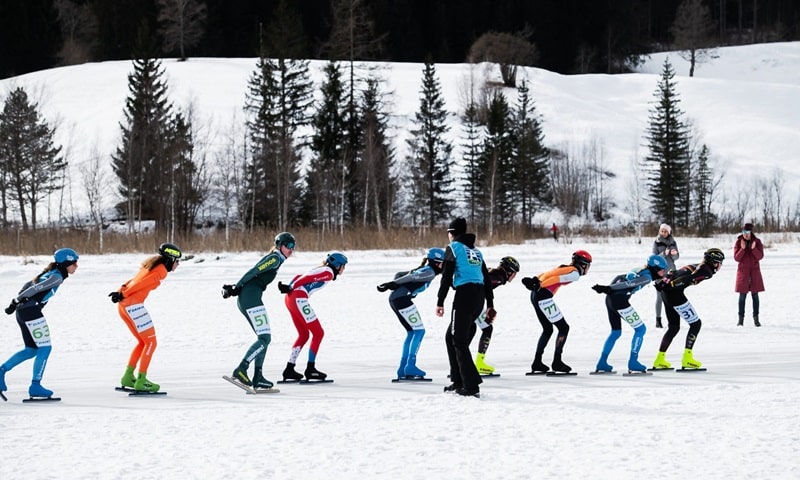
[734,222,765,327]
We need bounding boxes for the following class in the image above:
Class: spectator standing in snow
[652,223,679,328]
[734,222,764,327]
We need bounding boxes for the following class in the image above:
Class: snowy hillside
[1,42,799,225]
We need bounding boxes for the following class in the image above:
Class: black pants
[445,283,485,390]
[659,289,702,352]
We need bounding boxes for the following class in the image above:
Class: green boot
[681,348,702,369]
[652,351,671,369]
[120,366,136,388]
[134,373,160,392]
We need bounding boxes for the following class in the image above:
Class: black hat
[447,217,467,236]
[743,222,754,232]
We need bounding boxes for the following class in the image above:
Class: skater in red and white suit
[278,252,348,382]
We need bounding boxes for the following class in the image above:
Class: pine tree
[512,81,551,226]
[459,101,484,227]
[405,61,454,228]
[243,55,279,228]
[692,144,717,235]
[112,26,197,234]
[358,76,396,229]
[645,58,691,228]
[306,61,347,230]
[479,91,515,234]
[243,7,313,230]
[0,87,65,230]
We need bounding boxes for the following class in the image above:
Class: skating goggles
[282,242,295,250]
[742,229,751,234]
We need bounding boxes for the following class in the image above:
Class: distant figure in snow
[734,222,764,327]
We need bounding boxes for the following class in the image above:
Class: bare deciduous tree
[157,0,207,61]
[671,0,718,77]
[54,0,98,65]
[79,142,111,251]
[468,31,539,87]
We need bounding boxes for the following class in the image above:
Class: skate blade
[589,370,617,375]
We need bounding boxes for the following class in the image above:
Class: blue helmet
[54,248,79,265]
[326,251,348,269]
[426,248,445,262]
[647,255,668,270]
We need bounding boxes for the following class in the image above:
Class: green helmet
[275,232,296,249]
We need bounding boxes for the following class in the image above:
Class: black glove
[4,299,18,315]
[653,280,664,291]
[521,276,541,291]
[278,281,292,294]
[485,307,497,324]
[108,291,124,303]
[376,282,397,292]
[591,284,611,295]
[221,284,241,299]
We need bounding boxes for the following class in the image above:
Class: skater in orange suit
[109,243,182,392]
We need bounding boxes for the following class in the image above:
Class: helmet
[703,248,725,263]
[326,251,348,269]
[647,255,668,270]
[571,250,592,266]
[54,248,79,264]
[275,231,296,249]
[499,256,520,273]
[158,243,182,260]
[426,248,445,262]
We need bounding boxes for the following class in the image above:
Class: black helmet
[158,243,182,260]
[275,232,296,249]
[703,248,724,263]
[499,256,520,273]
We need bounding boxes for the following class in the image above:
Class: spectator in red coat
[734,222,764,327]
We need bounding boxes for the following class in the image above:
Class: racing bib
[25,317,51,347]
[616,305,644,328]
[537,298,564,323]
[125,304,153,333]
[246,305,271,335]
[399,304,424,331]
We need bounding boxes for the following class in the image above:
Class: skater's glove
[221,284,241,299]
[591,284,611,295]
[653,280,664,291]
[485,307,497,323]
[521,276,540,291]
[376,281,397,292]
[108,291,124,303]
[278,281,292,294]
[4,299,18,315]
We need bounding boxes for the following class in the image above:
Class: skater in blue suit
[377,248,445,379]
[590,255,667,374]
[1,248,79,400]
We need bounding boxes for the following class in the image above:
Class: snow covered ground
[1,235,798,479]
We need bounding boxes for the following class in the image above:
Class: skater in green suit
[221,232,295,390]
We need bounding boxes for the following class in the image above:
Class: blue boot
[397,355,408,378]
[0,365,7,391]
[403,356,426,378]
[627,357,647,373]
[29,380,53,397]
[595,360,614,372]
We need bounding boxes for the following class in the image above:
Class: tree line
[1,0,797,244]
